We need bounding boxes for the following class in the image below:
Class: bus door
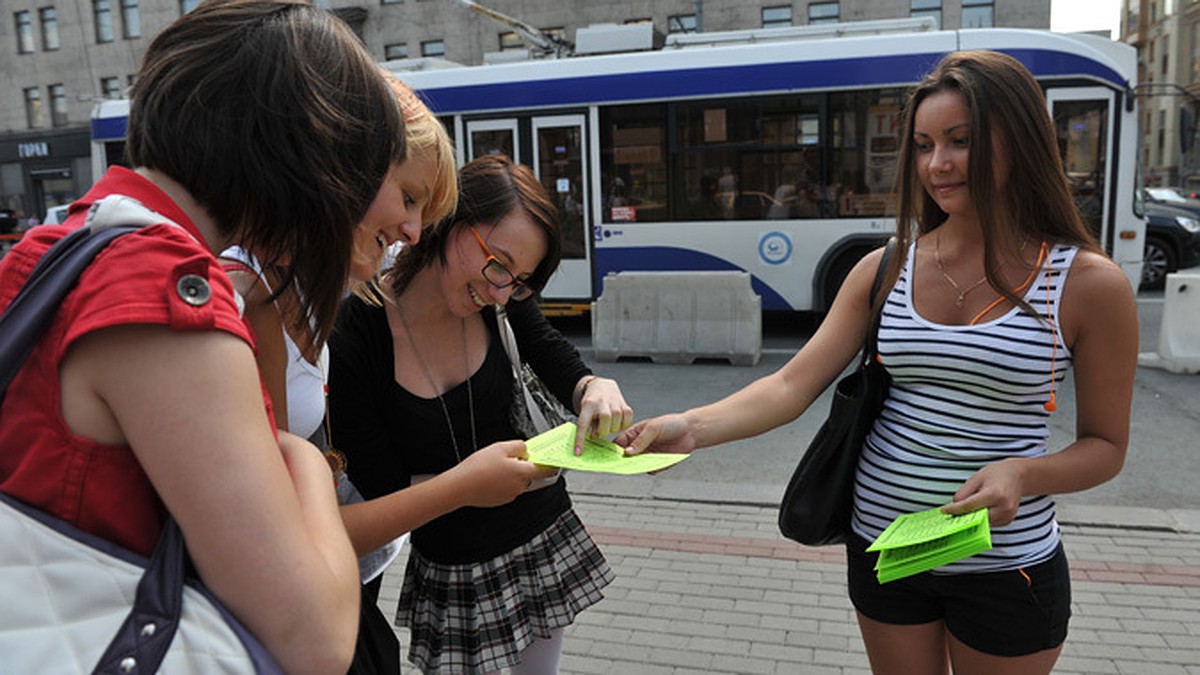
[1046,88,1115,247]
[464,115,592,305]
[530,115,590,301]
[1048,87,1144,287]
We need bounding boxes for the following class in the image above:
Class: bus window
[1054,99,1109,241]
[828,89,904,218]
[599,103,667,223]
[677,94,822,221]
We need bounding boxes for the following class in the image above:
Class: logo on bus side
[758,231,792,265]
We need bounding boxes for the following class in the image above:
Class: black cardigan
[327,296,590,564]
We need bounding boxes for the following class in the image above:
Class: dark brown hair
[891,50,1100,305]
[384,155,561,302]
[127,0,404,348]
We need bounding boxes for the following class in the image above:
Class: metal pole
[695,0,703,32]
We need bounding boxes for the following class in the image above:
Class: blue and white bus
[93,21,1144,313]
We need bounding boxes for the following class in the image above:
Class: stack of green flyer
[866,506,992,584]
[524,422,689,475]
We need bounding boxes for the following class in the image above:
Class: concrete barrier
[591,271,761,366]
[1138,269,1200,374]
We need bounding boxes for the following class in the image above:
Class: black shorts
[846,533,1071,657]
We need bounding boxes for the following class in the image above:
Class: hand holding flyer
[525,423,689,475]
[866,506,992,584]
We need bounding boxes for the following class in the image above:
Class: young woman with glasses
[328,154,633,674]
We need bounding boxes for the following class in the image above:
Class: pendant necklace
[934,229,990,309]
[394,301,476,463]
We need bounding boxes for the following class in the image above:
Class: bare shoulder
[1065,249,1135,302]
[1060,248,1137,345]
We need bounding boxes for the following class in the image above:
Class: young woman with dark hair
[330,155,633,674]
[617,50,1138,675]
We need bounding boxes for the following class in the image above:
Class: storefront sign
[18,142,50,159]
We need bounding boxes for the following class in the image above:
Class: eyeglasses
[469,226,534,301]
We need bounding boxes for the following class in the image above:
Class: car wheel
[1142,235,1176,290]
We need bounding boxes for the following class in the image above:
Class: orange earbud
[1043,392,1057,413]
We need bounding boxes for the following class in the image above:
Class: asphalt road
[551,288,1200,513]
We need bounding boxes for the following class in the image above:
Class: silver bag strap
[494,304,552,433]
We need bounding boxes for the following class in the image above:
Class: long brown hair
[891,50,1100,305]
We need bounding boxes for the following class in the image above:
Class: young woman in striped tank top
[617,50,1138,675]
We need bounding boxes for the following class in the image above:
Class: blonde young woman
[222,78,547,674]
[618,50,1137,675]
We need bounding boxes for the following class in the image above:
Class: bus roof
[390,28,1133,116]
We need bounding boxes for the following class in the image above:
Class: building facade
[2,0,1048,221]
[1123,0,1200,187]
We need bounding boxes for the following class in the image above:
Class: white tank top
[850,241,1078,573]
[221,247,328,441]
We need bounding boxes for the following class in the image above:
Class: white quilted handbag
[0,201,281,674]
[0,494,279,674]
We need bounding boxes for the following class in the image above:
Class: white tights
[480,627,565,675]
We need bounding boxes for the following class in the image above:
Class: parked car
[1143,187,1200,216]
[1142,202,1200,290]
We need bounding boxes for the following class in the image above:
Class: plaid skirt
[397,509,613,674]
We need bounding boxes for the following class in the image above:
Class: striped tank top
[850,241,1078,573]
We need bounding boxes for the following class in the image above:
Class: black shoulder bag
[778,238,896,546]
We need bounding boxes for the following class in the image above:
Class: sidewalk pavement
[376,492,1200,674]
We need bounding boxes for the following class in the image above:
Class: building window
[383,42,407,60]
[421,39,445,58]
[762,6,792,29]
[179,0,199,13]
[910,0,942,29]
[94,0,113,42]
[101,76,122,98]
[15,11,35,53]
[120,0,140,38]
[40,8,60,50]
[499,31,522,50]
[962,0,993,29]
[1158,108,1166,158]
[381,0,401,4]
[49,84,68,127]
[808,2,840,25]
[1191,21,1199,84]
[668,14,697,33]
[24,87,43,128]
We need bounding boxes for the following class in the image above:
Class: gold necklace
[394,302,476,463]
[934,230,990,309]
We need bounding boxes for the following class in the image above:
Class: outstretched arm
[338,441,555,554]
[618,247,887,456]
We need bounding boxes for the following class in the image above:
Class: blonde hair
[384,71,458,226]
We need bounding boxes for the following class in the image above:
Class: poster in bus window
[865,104,901,195]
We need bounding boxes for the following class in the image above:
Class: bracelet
[573,375,599,412]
